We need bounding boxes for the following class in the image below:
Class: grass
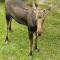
[0,2,60,60]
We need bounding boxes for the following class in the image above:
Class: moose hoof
[5,40,8,45]
[29,53,32,60]
[29,52,32,56]
[34,47,40,52]
[29,55,32,60]
[5,36,8,44]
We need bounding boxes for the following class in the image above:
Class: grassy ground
[0,2,60,60]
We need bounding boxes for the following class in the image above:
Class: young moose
[5,0,50,56]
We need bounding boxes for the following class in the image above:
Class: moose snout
[37,31,42,36]
[37,29,43,36]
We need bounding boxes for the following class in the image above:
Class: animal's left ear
[43,5,51,14]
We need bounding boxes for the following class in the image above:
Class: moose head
[32,2,51,36]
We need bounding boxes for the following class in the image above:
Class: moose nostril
[37,32,42,36]
[38,33,41,36]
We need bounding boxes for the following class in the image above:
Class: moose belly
[12,15,27,25]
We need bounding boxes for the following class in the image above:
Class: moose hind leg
[9,18,12,31]
[5,14,11,44]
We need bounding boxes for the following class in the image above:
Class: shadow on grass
[0,0,4,3]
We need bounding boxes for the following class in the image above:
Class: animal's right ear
[43,5,51,14]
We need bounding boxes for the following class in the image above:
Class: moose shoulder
[5,0,51,56]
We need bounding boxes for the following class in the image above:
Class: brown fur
[5,0,51,57]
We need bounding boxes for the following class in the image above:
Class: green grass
[0,2,60,60]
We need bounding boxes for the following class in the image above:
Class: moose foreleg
[28,31,33,56]
[34,32,37,50]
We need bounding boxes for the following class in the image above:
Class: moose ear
[32,1,38,10]
[33,1,36,10]
[43,5,51,14]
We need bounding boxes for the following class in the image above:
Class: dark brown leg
[5,14,11,44]
[9,18,12,31]
[29,31,33,56]
[34,32,40,52]
[34,32,37,50]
